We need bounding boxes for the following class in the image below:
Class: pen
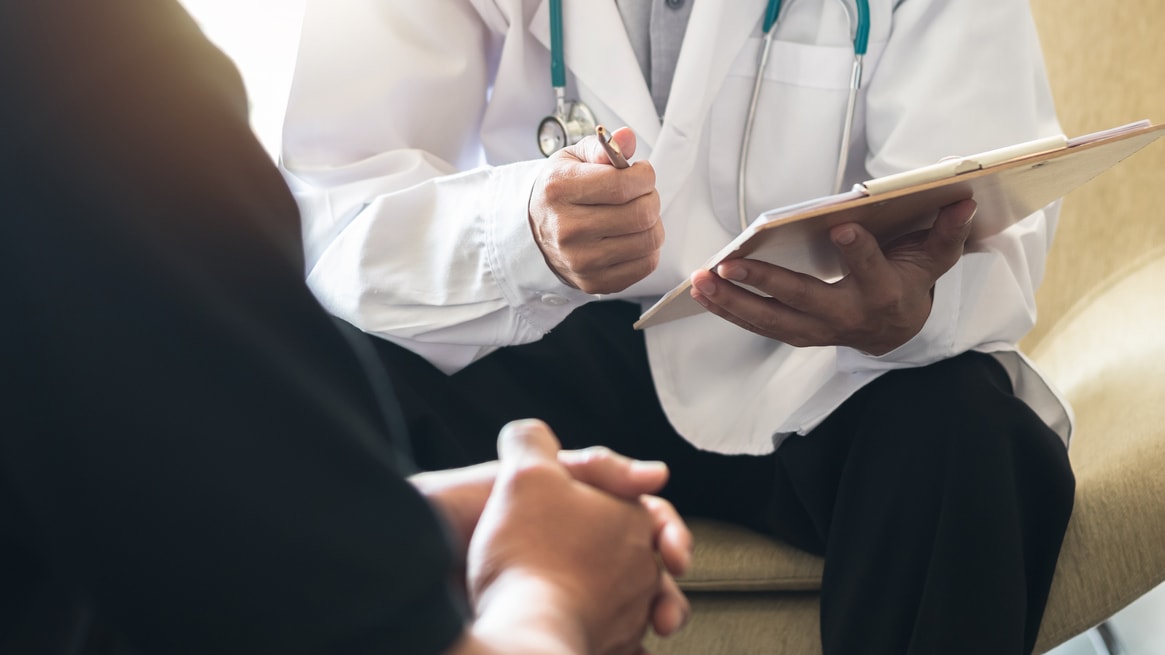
[596,125,630,169]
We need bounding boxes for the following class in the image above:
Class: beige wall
[1023,0,1165,350]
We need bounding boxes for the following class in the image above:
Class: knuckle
[640,161,657,188]
[626,255,659,285]
[644,250,661,274]
[946,226,970,245]
[757,315,783,339]
[858,247,881,271]
[616,169,655,205]
[507,459,561,488]
[646,495,678,517]
[877,288,906,315]
[541,170,571,204]
[788,276,812,306]
[600,277,631,295]
[609,174,633,203]
[576,273,610,295]
[639,222,665,253]
[553,219,585,247]
[647,194,663,226]
[571,248,603,276]
[579,445,614,464]
[834,322,862,346]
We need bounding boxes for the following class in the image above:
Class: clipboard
[635,120,1165,330]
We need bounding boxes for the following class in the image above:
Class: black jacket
[0,2,464,652]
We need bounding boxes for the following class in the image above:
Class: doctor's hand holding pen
[689,198,978,356]
[529,126,664,295]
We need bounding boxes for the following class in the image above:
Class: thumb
[830,221,886,280]
[609,126,638,159]
[568,126,638,165]
[925,198,977,264]
[496,419,562,466]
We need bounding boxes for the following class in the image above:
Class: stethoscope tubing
[543,0,870,233]
[549,0,567,115]
[737,0,871,231]
[737,28,778,233]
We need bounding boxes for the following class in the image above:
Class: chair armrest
[1030,251,1165,652]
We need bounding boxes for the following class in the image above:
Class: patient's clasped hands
[415,419,692,655]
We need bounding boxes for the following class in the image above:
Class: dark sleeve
[0,2,466,653]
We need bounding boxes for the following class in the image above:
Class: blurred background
[180,0,304,160]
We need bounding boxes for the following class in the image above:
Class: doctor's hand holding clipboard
[528,126,664,296]
[688,197,977,356]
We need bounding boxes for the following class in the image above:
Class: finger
[556,190,661,239]
[570,127,639,166]
[829,221,895,289]
[689,269,828,344]
[714,258,832,315]
[641,495,692,576]
[571,248,662,294]
[409,460,499,495]
[610,126,638,159]
[559,447,670,499]
[561,219,664,270]
[651,573,691,637]
[923,198,976,271]
[546,158,658,206]
[496,418,562,465]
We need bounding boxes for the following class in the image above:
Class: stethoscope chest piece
[538,100,596,157]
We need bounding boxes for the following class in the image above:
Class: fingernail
[834,226,856,245]
[717,263,745,281]
[692,276,716,295]
[503,418,545,433]
[630,460,668,474]
[961,206,978,227]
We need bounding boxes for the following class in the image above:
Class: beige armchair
[645,1,1165,652]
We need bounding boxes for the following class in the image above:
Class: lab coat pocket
[707,37,879,233]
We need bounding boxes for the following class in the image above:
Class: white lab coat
[281,0,1073,454]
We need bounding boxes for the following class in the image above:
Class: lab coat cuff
[485,160,593,332]
[835,258,964,373]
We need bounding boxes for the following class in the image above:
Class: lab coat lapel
[652,0,767,211]
[529,0,661,148]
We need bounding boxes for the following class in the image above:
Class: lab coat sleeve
[281,0,593,374]
[835,0,1062,374]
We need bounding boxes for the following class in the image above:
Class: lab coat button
[540,293,569,306]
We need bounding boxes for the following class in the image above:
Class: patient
[0,1,689,654]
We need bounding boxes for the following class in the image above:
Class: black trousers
[370,300,1075,655]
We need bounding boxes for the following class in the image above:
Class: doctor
[281,0,1075,653]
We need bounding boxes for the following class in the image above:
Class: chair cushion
[679,518,824,592]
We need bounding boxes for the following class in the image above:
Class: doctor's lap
[281,1,1076,653]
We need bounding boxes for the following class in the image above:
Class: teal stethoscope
[536,0,871,232]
